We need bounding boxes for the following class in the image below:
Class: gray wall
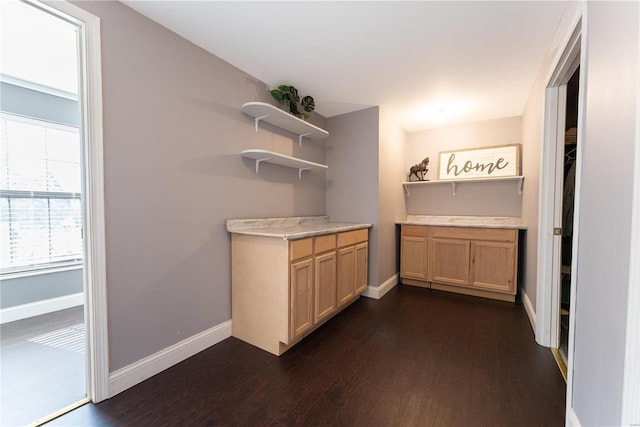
[405,117,523,217]
[76,1,326,371]
[326,107,380,287]
[326,106,407,289]
[378,107,407,284]
[571,2,638,424]
[0,268,83,308]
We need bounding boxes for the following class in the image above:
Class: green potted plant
[270,85,315,120]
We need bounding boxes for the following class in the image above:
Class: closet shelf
[241,149,328,180]
[241,102,329,146]
[402,176,525,197]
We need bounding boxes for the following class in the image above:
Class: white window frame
[1,112,84,275]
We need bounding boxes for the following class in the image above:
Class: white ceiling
[121,1,568,132]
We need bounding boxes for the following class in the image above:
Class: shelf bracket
[518,178,524,195]
[254,157,271,174]
[298,132,314,146]
[451,182,457,196]
[253,114,271,132]
[298,167,311,180]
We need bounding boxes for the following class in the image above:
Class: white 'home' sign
[438,144,521,180]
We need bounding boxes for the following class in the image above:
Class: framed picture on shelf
[438,144,521,180]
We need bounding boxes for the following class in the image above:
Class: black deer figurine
[408,157,430,181]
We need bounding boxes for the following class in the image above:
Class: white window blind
[0,113,83,273]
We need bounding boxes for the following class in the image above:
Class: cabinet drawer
[290,238,313,261]
[338,229,368,247]
[314,234,337,253]
[402,225,429,237]
[431,226,516,242]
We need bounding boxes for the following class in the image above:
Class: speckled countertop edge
[397,215,527,230]
[226,216,372,240]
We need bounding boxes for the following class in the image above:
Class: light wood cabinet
[314,250,337,323]
[400,224,519,302]
[337,246,355,307]
[336,229,369,309]
[290,257,313,340]
[231,228,368,355]
[430,237,470,286]
[400,225,429,282]
[470,240,516,293]
[355,242,368,294]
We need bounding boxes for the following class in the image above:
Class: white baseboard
[109,320,232,397]
[0,292,84,324]
[521,288,537,334]
[566,406,581,427]
[361,273,398,300]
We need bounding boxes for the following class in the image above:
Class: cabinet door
[314,251,337,323]
[354,242,368,294]
[401,236,429,280]
[337,246,356,308]
[471,241,516,294]
[290,258,313,341]
[430,238,470,286]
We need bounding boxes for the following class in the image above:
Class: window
[0,113,82,273]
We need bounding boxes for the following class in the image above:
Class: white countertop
[226,216,372,240]
[397,215,527,229]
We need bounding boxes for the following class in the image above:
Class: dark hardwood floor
[1,306,86,426]
[50,286,566,426]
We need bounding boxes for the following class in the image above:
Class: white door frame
[536,7,585,426]
[32,0,110,403]
[621,4,640,424]
[535,15,582,349]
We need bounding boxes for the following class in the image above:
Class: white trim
[78,5,110,405]
[0,73,78,101]
[0,292,83,324]
[521,289,537,333]
[35,0,110,404]
[536,4,583,348]
[536,85,559,346]
[566,406,582,427]
[1,263,82,280]
[621,5,640,425]
[565,4,588,421]
[109,320,233,398]
[551,83,567,349]
[361,273,398,299]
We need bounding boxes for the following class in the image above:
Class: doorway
[557,66,579,373]
[536,15,583,418]
[0,1,87,424]
[0,0,108,423]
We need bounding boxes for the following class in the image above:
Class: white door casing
[535,4,584,425]
[621,4,640,424]
[32,0,109,403]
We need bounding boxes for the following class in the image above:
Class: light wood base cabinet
[314,250,337,323]
[400,226,429,280]
[354,242,368,294]
[470,241,516,293]
[400,224,519,302]
[336,230,369,308]
[290,257,313,340]
[430,237,470,286]
[231,228,368,355]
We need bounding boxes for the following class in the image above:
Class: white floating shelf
[241,102,329,145]
[403,176,525,197]
[241,149,328,180]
